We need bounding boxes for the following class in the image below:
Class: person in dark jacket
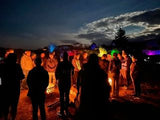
[130,54,141,97]
[76,54,110,120]
[55,52,74,117]
[1,53,24,120]
[27,57,49,120]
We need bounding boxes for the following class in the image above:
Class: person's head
[117,53,122,60]
[40,53,45,59]
[101,54,107,60]
[88,54,99,65]
[122,50,126,58]
[113,53,118,59]
[123,54,128,59]
[35,57,42,67]
[31,53,37,60]
[6,53,17,64]
[25,50,31,57]
[107,54,111,61]
[63,52,68,61]
[76,53,80,60]
[83,52,88,59]
[49,53,54,59]
[131,55,137,62]
[5,49,14,58]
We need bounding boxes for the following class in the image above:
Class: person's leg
[115,75,119,97]
[10,93,20,120]
[112,74,116,97]
[130,75,136,95]
[39,96,46,120]
[65,87,70,115]
[53,72,57,87]
[59,89,65,115]
[21,70,29,89]
[3,94,10,120]
[31,98,38,120]
[48,72,53,88]
[135,79,141,96]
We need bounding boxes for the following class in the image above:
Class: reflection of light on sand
[69,86,78,103]
[46,84,56,94]
[46,88,53,94]
[108,78,112,86]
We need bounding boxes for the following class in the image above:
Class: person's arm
[44,71,49,90]
[27,71,32,90]
[55,63,60,81]
[17,64,25,81]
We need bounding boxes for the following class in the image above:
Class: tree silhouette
[112,28,128,49]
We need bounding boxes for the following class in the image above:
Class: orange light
[108,78,112,86]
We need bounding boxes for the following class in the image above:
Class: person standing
[77,54,110,120]
[55,52,74,117]
[130,54,141,97]
[1,53,24,120]
[27,57,49,120]
[121,52,131,88]
[109,53,121,97]
[20,50,34,89]
[45,52,58,88]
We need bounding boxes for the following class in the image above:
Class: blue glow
[48,44,56,53]
[91,43,97,50]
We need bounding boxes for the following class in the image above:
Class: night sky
[0,0,160,49]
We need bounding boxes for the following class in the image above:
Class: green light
[111,49,119,57]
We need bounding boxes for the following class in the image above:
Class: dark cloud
[77,32,106,40]
[129,8,160,25]
[93,38,112,46]
[77,8,160,46]
[130,34,160,42]
[60,40,78,44]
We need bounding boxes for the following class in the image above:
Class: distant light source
[143,50,160,56]
[98,47,107,57]
[48,44,56,53]
[111,49,119,57]
[90,43,97,50]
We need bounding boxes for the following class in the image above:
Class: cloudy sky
[0,0,160,49]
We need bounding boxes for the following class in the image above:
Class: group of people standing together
[0,48,141,120]
[99,50,141,98]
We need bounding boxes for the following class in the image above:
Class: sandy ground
[1,83,160,120]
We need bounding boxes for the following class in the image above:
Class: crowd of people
[0,48,141,120]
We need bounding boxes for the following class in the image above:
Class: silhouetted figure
[27,58,49,120]
[55,52,74,117]
[1,53,24,120]
[76,54,110,120]
[109,53,121,97]
[130,54,141,97]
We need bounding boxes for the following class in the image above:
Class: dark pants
[131,74,141,96]
[112,73,119,97]
[59,86,70,114]
[31,96,46,120]
[3,90,20,120]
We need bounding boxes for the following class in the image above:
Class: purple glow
[143,50,160,56]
